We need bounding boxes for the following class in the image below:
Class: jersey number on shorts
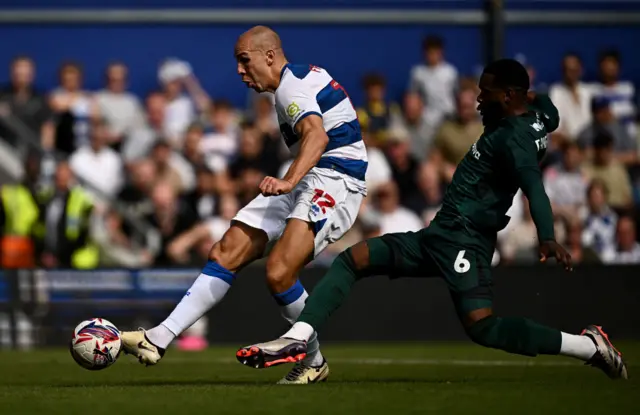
[454,250,471,274]
[312,189,335,214]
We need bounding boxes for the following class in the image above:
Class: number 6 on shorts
[454,250,471,274]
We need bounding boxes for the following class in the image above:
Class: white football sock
[559,332,597,361]
[274,282,324,367]
[147,269,232,349]
[283,322,315,343]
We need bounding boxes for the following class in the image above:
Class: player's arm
[260,82,326,196]
[282,115,328,187]
[503,131,572,269]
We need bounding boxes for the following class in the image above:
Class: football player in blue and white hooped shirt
[120,26,366,384]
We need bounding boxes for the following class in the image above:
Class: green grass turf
[0,342,638,414]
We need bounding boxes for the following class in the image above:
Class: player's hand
[539,240,573,271]
[259,176,294,197]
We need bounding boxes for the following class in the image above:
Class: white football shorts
[232,167,365,257]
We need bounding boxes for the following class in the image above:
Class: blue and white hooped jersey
[275,63,368,194]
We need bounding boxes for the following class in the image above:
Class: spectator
[236,167,264,206]
[94,62,145,150]
[578,96,636,165]
[168,194,239,265]
[200,100,239,173]
[383,126,420,205]
[184,168,217,221]
[371,181,422,235]
[356,73,397,143]
[183,122,206,169]
[251,93,280,140]
[591,50,637,138]
[146,180,198,267]
[389,92,436,160]
[122,92,167,164]
[151,140,187,195]
[601,216,640,264]
[118,159,157,218]
[564,219,600,265]
[580,179,618,256]
[69,117,124,201]
[543,141,588,223]
[404,162,444,225]
[0,56,54,148]
[41,161,98,269]
[582,132,633,211]
[408,35,457,127]
[92,208,154,268]
[548,53,593,142]
[429,87,483,182]
[500,195,565,264]
[158,59,196,147]
[362,129,393,194]
[49,61,97,154]
[229,121,280,180]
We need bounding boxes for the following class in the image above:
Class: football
[70,318,122,370]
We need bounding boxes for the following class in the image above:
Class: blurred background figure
[580,179,618,257]
[601,216,640,264]
[41,161,98,269]
[591,50,637,138]
[582,132,633,212]
[357,73,396,145]
[578,96,636,166]
[49,61,96,155]
[429,87,483,183]
[371,181,422,235]
[0,56,54,149]
[543,141,588,224]
[69,117,124,201]
[94,62,145,150]
[549,53,593,145]
[409,35,457,130]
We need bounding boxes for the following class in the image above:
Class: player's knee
[208,224,265,272]
[334,242,372,279]
[265,255,294,293]
[208,240,232,270]
[464,314,498,348]
[345,241,370,271]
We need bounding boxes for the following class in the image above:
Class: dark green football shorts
[366,223,494,315]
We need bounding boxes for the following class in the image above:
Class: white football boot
[121,329,165,366]
[277,359,330,385]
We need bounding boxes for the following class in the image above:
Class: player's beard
[480,101,504,127]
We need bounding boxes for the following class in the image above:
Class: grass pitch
[0,342,638,414]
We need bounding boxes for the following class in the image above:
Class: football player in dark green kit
[237,59,628,381]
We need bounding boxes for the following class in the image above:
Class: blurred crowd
[0,35,639,269]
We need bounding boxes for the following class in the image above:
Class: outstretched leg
[121,222,268,365]
[237,232,425,368]
[457,303,628,380]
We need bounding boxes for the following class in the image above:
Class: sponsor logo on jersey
[535,136,549,151]
[287,102,301,119]
[471,141,481,160]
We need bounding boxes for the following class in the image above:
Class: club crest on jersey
[287,102,301,118]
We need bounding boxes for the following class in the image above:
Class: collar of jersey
[280,63,291,81]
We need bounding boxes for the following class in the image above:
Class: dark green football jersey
[431,95,559,257]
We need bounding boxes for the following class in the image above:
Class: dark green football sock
[298,238,394,330]
[467,315,562,356]
[298,250,361,330]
